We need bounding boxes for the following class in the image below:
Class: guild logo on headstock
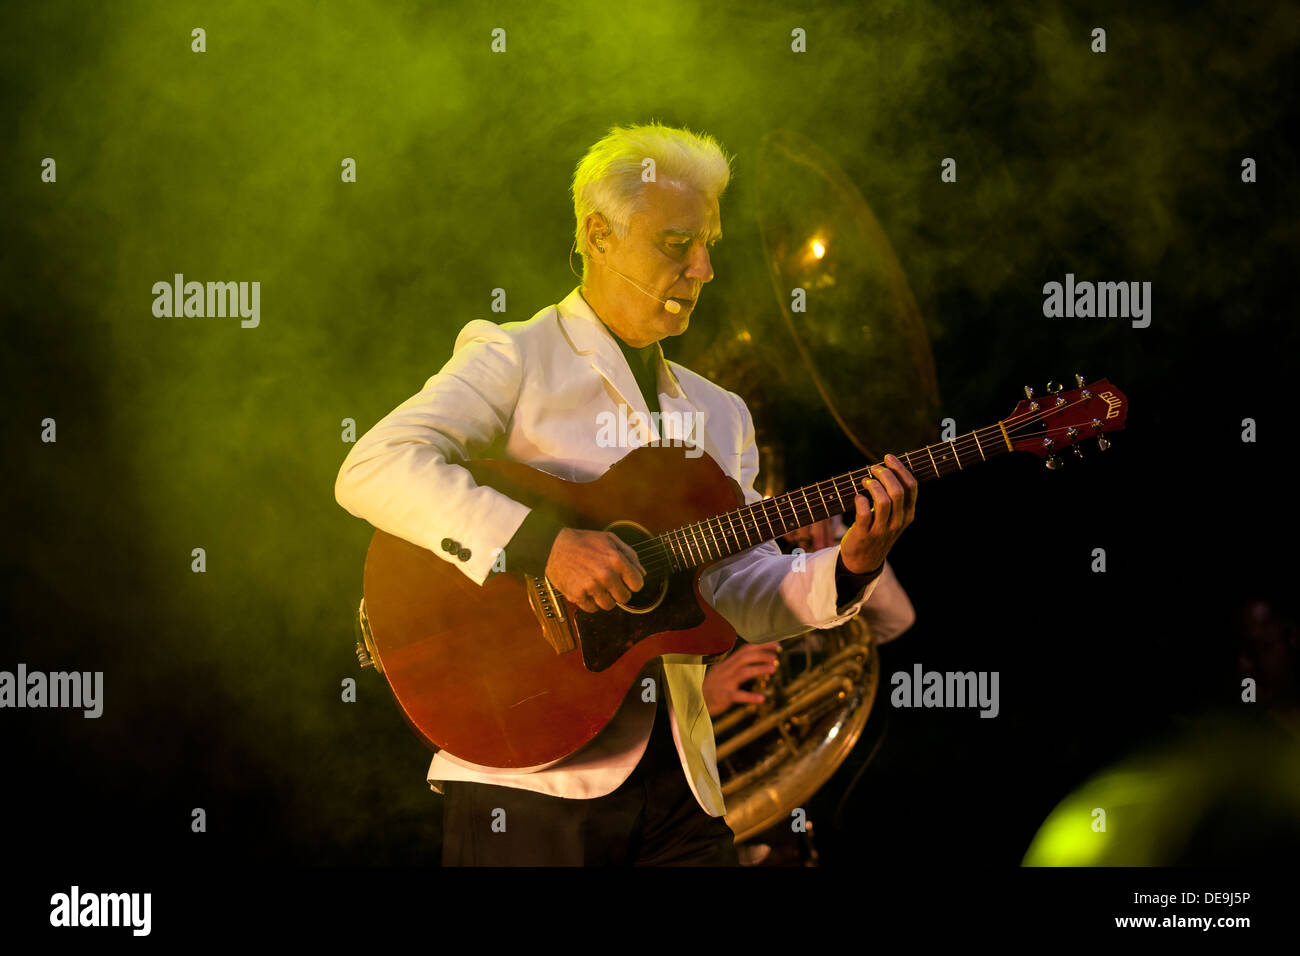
[1099,391,1122,420]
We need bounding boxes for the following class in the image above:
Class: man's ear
[584,212,610,258]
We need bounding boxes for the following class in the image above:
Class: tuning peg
[1097,436,1111,451]
[1045,455,1063,470]
[1066,428,1083,459]
[1047,381,1063,394]
[1024,385,1035,400]
[1075,373,1087,387]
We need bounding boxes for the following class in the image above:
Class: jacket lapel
[556,287,692,445]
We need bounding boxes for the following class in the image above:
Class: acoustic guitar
[358,376,1127,768]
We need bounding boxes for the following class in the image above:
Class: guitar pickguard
[573,569,706,671]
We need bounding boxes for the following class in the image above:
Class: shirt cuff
[501,506,566,577]
[834,551,884,609]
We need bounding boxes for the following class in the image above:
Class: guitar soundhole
[604,519,669,614]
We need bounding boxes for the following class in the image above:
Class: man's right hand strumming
[545,528,646,613]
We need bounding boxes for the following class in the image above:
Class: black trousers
[441,692,739,866]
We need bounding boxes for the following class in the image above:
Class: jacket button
[441,538,455,552]
[457,548,471,561]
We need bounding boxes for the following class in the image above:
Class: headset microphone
[608,265,683,314]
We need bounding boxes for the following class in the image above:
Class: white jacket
[335,287,915,816]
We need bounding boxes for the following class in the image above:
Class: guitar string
[638,393,1104,574]
[629,393,1104,577]
[626,402,1068,577]
[622,394,1109,580]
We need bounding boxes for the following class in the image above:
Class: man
[334,122,918,866]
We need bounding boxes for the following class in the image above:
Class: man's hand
[839,454,918,575]
[703,642,781,717]
[545,528,645,613]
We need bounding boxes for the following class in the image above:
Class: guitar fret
[949,439,963,470]
[698,522,714,561]
[761,499,777,538]
[926,445,939,478]
[653,537,672,573]
[661,533,678,571]
[770,496,786,535]
[815,483,829,518]
[684,526,700,565]
[800,487,813,526]
[972,430,986,461]
[736,508,754,547]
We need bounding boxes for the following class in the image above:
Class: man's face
[601,177,721,343]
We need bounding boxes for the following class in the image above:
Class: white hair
[571,122,733,276]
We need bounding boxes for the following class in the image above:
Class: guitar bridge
[525,574,576,654]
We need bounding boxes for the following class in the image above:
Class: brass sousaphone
[678,129,940,844]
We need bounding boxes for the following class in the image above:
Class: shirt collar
[555,286,684,399]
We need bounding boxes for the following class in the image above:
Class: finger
[577,596,600,614]
[737,661,778,679]
[886,454,919,516]
[611,535,646,576]
[862,474,892,528]
[872,464,906,529]
[854,493,874,530]
[592,589,617,612]
[733,691,768,705]
[858,469,882,524]
[610,538,646,591]
[598,567,631,604]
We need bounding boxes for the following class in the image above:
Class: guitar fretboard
[642,421,1016,573]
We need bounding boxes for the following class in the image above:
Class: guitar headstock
[1002,375,1127,469]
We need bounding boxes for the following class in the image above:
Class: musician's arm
[334,319,542,586]
[854,560,916,644]
[835,553,885,607]
[697,393,886,644]
[500,505,566,577]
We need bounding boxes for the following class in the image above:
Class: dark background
[2,0,1296,868]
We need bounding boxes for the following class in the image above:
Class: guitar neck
[647,422,1014,573]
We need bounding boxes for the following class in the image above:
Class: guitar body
[361,444,744,769]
